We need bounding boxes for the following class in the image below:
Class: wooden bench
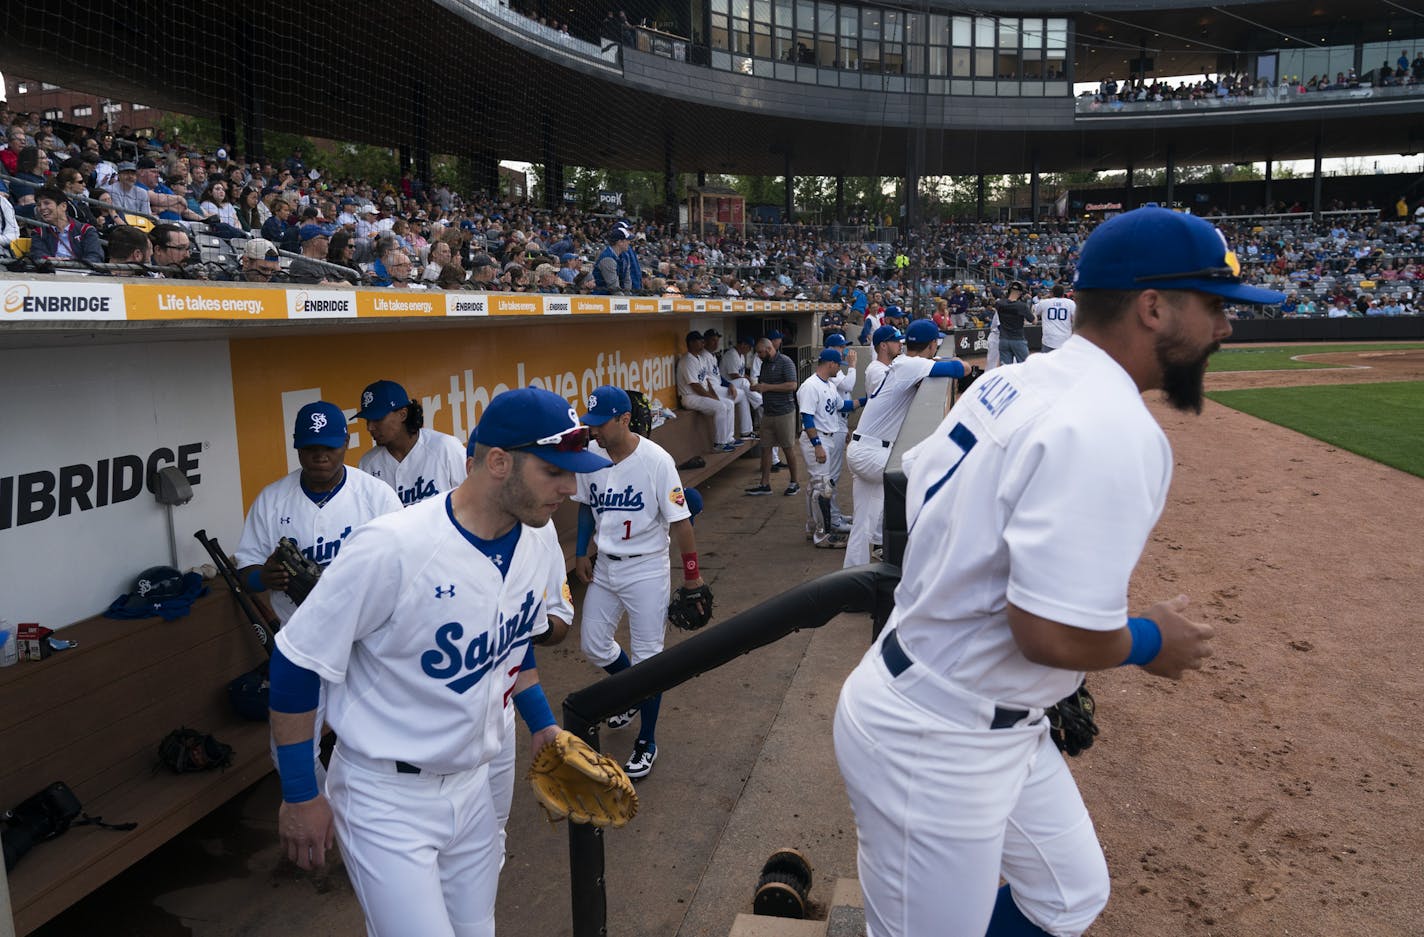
[0,588,270,936]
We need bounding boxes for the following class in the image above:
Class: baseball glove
[626,389,654,438]
[157,727,234,774]
[274,537,322,605]
[528,730,638,828]
[668,583,714,631]
[1047,680,1099,757]
[957,365,985,395]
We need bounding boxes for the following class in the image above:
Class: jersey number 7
[919,422,979,508]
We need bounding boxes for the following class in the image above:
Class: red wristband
[681,552,699,581]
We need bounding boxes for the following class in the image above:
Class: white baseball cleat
[625,740,658,779]
[607,708,639,730]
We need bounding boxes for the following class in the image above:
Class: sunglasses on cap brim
[1134,266,1238,284]
[506,424,590,453]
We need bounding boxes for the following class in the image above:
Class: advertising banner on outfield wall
[0,341,245,627]
[227,318,697,508]
[1,280,127,321]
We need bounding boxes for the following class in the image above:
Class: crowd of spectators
[1,107,1421,320]
[1088,54,1424,110]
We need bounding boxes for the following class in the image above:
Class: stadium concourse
[2,110,1424,319]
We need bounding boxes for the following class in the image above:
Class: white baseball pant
[725,377,756,434]
[328,746,503,937]
[986,331,1001,369]
[798,431,842,534]
[580,552,670,667]
[834,638,1110,937]
[680,393,734,445]
[825,424,849,526]
[844,434,892,567]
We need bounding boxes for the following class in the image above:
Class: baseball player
[1033,284,1078,352]
[798,349,860,548]
[701,329,754,439]
[573,385,703,779]
[843,319,966,568]
[834,207,1281,937]
[985,305,1002,369]
[822,335,859,534]
[720,336,762,427]
[677,330,737,452]
[270,387,610,937]
[355,379,468,506]
[863,325,903,398]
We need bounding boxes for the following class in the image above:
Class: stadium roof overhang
[2,0,1422,178]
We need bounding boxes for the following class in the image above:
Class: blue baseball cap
[872,325,904,346]
[905,319,940,343]
[582,385,631,426]
[293,401,350,449]
[818,348,843,364]
[470,388,613,473]
[766,329,783,341]
[299,223,331,242]
[1073,207,1286,304]
[824,333,848,348]
[560,252,578,262]
[355,380,411,420]
[685,486,703,520]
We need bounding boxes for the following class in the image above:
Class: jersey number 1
[622,520,633,540]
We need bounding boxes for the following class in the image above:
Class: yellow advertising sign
[355,292,441,317]
[488,294,544,316]
[570,296,611,315]
[123,282,286,320]
[629,298,659,314]
[228,319,694,508]
[672,299,695,313]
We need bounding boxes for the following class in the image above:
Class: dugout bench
[0,586,270,936]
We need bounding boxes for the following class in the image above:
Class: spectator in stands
[235,185,263,233]
[103,162,150,217]
[289,225,334,284]
[29,186,103,264]
[558,251,581,284]
[327,230,361,278]
[381,247,414,288]
[107,224,153,270]
[421,238,453,284]
[200,180,239,229]
[593,227,631,293]
[535,263,564,293]
[436,264,468,290]
[148,223,194,277]
[262,198,297,251]
[235,238,283,282]
[10,146,50,210]
[0,126,27,174]
[0,180,19,256]
[56,168,97,225]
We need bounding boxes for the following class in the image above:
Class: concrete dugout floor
[31,451,868,937]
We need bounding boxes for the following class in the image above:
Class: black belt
[880,629,1038,730]
[395,760,423,775]
[852,433,892,449]
[603,552,648,561]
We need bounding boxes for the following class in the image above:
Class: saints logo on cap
[310,412,328,432]
[136,579,154,596]
[363,390,375,408]
[567,406,579,424]
[587,393,599,410]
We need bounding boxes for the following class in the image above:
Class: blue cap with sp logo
[355,380,411,420]
[470,388,613,473]
[582,386,631,426]
[293,401,350,449]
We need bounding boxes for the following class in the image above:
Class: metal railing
[1076,80,1424,115]
[559,563,899,937]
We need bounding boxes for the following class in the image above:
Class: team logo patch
[587,393,599,410]
[136,578,154,596]
[362,390,374,408]
[309,412,328,432]
[669,487,686,507]
[561,582,573,605]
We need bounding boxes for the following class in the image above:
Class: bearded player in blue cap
[835,207,1283,937]
[271,387,610,937]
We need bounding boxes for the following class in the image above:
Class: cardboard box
[17,623,51,661]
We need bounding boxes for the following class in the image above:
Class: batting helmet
[122,566,186,610]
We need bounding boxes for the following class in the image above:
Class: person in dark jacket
[995,280,1031,364]
[29,186,104,264]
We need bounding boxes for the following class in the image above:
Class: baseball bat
[193,529,278,659]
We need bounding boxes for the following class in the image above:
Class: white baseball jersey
[1033,296,1077,349]
[864,359,891,396]
[276,495,569,774]
[358,428,468,507]
[892,335,1171,708]
[574,438,690,556]
[720,347,748,381]
[677,352,716,398]
[855,356,941,441]
[234,467,401,623]
[797,374,845,435]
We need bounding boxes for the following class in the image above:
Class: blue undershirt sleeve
[801,413,816,431]
[576,503,595,556]
[930,360,968,379]
[269,645,321,714]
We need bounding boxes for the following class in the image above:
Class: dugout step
[727,879,865,937]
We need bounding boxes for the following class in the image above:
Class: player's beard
[496,456,555,528]
[1155,325,1219,414]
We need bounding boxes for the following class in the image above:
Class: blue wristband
[246,568,267,593]
[1122,617,1163,667]
[513,684,557,734]
[276,741,319,803]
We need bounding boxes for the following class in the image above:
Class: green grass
[1206,381,1424,477]
[1208,343,1424,373]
